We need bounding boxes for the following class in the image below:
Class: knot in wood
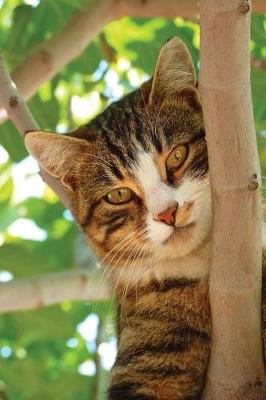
[9,96,19,108]
[40,49,53,72]
[248,173,259,191]
[239,0,250,14]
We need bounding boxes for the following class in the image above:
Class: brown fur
[110,279,210,400]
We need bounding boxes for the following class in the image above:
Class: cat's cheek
[146,215,173,244]
[192,185,212,235]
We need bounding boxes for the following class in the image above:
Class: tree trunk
[200,1,265,398]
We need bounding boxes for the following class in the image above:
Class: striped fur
[109,278,211,400]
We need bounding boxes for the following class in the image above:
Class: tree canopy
[0,1,265,399]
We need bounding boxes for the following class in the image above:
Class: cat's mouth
[164,222,196,245]
[154,201,196,245]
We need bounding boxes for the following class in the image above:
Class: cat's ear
[149,37,197,104]
[25,131,89,191]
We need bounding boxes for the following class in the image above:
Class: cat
[25,37,264,399]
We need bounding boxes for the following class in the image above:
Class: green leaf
[0,121,28,162]
[4,5,33,58]
[67,40,102,76]
[17,197,65,229]
[29,94,60,131]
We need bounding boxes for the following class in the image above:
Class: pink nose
[156,204,178,226]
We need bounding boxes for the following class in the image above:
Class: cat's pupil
[175,153,180,160]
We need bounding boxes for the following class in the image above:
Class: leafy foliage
[0,1,265,399]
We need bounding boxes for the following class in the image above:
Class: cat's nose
[155,203,178,226]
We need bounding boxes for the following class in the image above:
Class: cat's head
[25,38,211,275]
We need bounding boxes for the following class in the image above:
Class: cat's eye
[166,145,188,172]
[105,187,133,205]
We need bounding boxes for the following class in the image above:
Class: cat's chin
[164,222,196,245]
[151,221,210,259]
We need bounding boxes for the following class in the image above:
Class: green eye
[166,145,188,171]
[105,187,133,205]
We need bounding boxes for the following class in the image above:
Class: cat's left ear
[25,131,90,191]
[149,37,197,104]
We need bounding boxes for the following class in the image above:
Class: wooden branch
[0,0,116,125]
[200,1,265,398]
[0,54,39,133]
[0,54,71,208]
[0,269,110,313]
[115,0,200,19]
[0,0,265,126]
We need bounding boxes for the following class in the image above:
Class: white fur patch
[135,151,212,250]
[136,152,175,215]
[135,152,176,243]
[174,177,212,230]
[146,215,173,244]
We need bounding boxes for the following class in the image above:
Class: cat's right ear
[25,131,89,191]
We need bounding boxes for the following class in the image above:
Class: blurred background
[0,1,265,399]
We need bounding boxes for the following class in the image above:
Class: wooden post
[200,1,265,398]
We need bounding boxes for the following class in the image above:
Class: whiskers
[108,234,150,314]
[91,227,149,313]
[118,240,151,326]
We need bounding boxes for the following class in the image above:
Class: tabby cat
[25,38,263,399]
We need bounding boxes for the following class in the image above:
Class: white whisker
[108,231,148,312]
[92,228,146,312]
[120,241,150,325]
